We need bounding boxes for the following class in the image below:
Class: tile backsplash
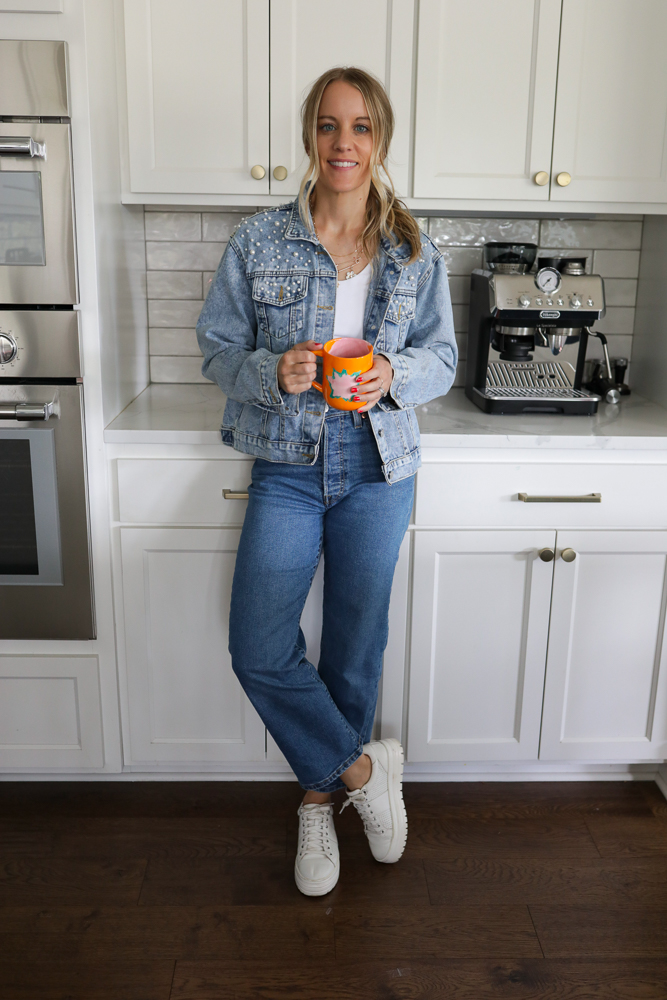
[144,208,642,386]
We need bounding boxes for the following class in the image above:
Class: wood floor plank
[0,857,147,905]
[585,814,667,857]
[403,780,657,820]
[641,782,667,816]
[0,904,334,962]
[0,825,53,857]
[169,958,667,999]
[0,960,175,1000]
[333,904,542,961]
[0,781,302,820]
[424,856,667,905]
[401,818,601,859]
[530,904,667,957]
[49,817,287,859]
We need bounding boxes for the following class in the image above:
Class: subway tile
[148,299,204,328]
[593,250,641,279]
[150,356,209,383]
[594,307,635,336]
[447,275,470,304]
[147,271,203,300]
[455,332,467,360]
[540,219,642,250]
[430,217,539,247]
[146,241,226,271]
[452,303,468,333]
[144,211,201,241]
[149,328,201,356]
[203,271,217,297]
[604,279,637,307]
[412,216,429,233]
[438,247,483,275]
[203,212,253,241]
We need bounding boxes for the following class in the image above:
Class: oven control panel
[0,311,80,378]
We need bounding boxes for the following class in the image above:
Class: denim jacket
[196,198,457,483]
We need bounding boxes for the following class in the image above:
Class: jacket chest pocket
[382,292,416,350]
[252,274,309,349]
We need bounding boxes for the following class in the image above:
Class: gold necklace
[312,219,363,283]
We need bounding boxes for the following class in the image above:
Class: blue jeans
[229,409,415,791]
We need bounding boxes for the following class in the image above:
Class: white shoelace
[298,806,334,858]
[340,790,385,835]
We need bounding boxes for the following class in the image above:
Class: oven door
[0,122,77,305]
[0,383,93,638]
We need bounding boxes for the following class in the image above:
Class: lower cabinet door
[407,530,556,762]
[540,530,667,761]
[120,527,266,765]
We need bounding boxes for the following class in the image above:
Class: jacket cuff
[259,352,284,406]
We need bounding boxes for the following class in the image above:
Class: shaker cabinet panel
[120,527,266,765]
[123,0,270,195]
[551,0,667,203]
[269,0,415,198]
[407,530,555,762]
[413,0,561,200]
[540,531,667,760]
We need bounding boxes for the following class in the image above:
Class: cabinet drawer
[415,462,667,528]
[117,459,252,524]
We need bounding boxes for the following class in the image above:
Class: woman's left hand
[354,355,394,413]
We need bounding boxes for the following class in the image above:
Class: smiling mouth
[328,160,358,168]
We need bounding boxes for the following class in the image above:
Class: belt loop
[352,409,363,429]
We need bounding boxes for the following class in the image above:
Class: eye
[354,125,370,133]
[319,123,335,132]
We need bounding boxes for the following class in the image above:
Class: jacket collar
[283,197,412,267]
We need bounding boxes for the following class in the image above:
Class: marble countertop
[104,384,667,450]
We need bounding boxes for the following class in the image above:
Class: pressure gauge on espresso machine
[534,266,561,294]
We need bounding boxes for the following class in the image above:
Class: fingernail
[355,376,363,382]
[352,396,360,401]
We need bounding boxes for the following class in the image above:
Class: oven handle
[0,402,54,421]
[0,137,46,158]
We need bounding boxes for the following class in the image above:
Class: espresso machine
[465,243,609,414]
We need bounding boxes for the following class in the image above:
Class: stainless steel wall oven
[0,41,94,639]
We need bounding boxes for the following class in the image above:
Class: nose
[334,128,354,151]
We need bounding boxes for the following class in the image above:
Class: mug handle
[311,348,324,393]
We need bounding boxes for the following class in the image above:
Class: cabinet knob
[250,164,266,180]
[538,547,555,562]
[534,171,549,186]
[556,171,572,187]
[273,165,288,181]
[561,548,577,562]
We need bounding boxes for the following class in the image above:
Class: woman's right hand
[277,340,322,395]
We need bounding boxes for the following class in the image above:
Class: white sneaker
[341,738,407,863]
[294,802,340,896]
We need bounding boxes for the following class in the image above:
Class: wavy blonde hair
[298,67,422,265]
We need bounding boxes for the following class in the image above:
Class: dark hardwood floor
[1,779,666,998]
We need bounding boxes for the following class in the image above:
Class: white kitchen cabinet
[413,0,562,201]
[269,0,414,198]
[0,655,103,770]
[123,0,270,196]
[539,531,667,761]
[407,529,556,762]
[551,0,667,204]
[120,526,267,765]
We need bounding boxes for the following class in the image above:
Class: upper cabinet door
[123,0,270,196]
[269,0,415,198]
[551,0,667,203]
[413,0,561,200]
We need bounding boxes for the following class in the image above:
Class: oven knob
[519,294,531,308]
[0,333,17,364]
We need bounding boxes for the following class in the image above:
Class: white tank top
[332,264,372,340]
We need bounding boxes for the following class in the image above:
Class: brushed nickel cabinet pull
[561,548,577,562]
[222,489,249,500]
[517,493,601,503]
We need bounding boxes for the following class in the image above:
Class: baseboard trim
[0,761,662,782]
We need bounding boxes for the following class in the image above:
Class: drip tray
[482,361,598,400]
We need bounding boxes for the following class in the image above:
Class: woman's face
[315,80,374,197]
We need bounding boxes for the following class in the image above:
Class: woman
[197,67,457,896]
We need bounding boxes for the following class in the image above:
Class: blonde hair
[298,67,422,265]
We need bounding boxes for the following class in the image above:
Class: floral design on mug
[327,367,362,400]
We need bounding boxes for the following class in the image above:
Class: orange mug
[311,338,374,411]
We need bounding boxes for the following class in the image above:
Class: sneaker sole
[380,738,408,864]
[294,863,340,897]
